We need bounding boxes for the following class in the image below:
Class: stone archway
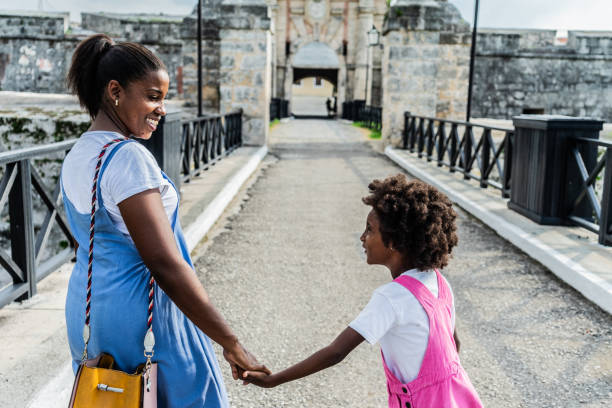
[288,41,341,117]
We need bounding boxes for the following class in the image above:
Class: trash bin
[508,115,603,224]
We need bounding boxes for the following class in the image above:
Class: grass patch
[269,118,280,128]
[353,121,381,139]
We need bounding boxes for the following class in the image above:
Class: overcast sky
[2,0,611,31]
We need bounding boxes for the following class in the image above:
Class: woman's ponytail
[67,34,114,118]
[67,33,166,119]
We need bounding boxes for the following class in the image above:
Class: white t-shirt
[349,269,455,384]
[61,131,178,238]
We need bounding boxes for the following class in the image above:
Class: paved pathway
[194,119,612,407]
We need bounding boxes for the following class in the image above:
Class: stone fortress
[0,0,611,145]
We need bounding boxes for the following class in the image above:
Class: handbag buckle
[97,384,124,393]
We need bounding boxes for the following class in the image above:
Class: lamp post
[466,0,480,122]
[364,25,380,105]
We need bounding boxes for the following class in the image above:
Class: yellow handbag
[68,139,157,408]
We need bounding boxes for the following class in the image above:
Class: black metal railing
[0,140,77,307]
[270,98,289,121]
[180,110,243,183]
[342,100,365,121]
[566,137,612,245]
[403,112,514,197]
[359,105,382,131]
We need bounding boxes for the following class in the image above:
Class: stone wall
[0,12,184,98]
[181,0,272,145]
[381,0,470,146]
[0,12,76,94]
[472,29,612,121]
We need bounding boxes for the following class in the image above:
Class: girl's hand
[242,370,278,388]
[223,342,271,380]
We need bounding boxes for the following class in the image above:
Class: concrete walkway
[199,120,611,407]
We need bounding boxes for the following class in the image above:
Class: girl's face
[116,69,169,139]
[360,209,393,266]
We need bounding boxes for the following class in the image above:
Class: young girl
[244,175,483,407]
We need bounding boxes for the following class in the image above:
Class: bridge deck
[0,120,610,407]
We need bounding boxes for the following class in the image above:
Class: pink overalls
[382,270,483,408]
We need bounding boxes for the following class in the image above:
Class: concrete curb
[183,145,268,252]
[385,145,612,315]
[27,145,268,408]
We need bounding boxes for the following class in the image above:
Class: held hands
[223,342,271,381]
[241,369,278,388]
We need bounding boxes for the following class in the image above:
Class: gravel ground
[192,119,612,407]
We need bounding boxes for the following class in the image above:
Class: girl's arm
[119,189,269,378]
[243,327,365,388]
[454,328,461,352]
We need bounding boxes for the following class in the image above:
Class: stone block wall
[0,13,184,98]
[81,13,184,43]
[0,37,78,93]
[181,0,271,145]
[219,28,270,145]
[472,29,612,121]
[0,11,68,37]
[381,1,470,146]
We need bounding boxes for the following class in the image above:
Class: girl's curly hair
[362,174,458,270]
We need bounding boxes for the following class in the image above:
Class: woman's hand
[223,342,270,380]
[242,370,278,388]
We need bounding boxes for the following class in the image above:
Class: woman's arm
[243,327,365,388]
[119,189,269,377]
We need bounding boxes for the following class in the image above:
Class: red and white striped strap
[82,137,156,361]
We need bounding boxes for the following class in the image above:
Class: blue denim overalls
[62,139,229,407]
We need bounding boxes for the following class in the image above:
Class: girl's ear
[106,80,122,104]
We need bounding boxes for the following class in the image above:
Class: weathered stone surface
[382,1,469,145]
[472,29,612,121]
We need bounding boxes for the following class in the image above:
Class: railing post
[599,147,612,245]
[449,124,458,173]
[9,160,36,300]
[141,110,183,190]
[426,120,435,162]
[403,112,410,149]
[502,131,513,198]
[463,126,473,180]
[409,117,417,152]
[417,118,425,158]
[480,128,491,188]
[437,121,445,167]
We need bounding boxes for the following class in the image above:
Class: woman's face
[360,209,393,265]
[116,69,169,140]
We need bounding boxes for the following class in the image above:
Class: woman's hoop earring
[115,99,119,106]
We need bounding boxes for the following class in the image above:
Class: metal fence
[180,110,243,183]
[359,105,382,131]
[342,100,382,131]
[566,137,612,245]
[270,98,289,121]
[401,112,611,246]
[0,140,77,307]
[342,100,365,121]
[403,112,514,197]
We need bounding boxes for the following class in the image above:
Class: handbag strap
[81,138,156,365]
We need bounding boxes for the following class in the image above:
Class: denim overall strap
[81,138,156,370]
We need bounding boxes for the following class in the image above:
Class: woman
[61,34,267,407]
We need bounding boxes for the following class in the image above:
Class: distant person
[325,97,333,117]
[62,33,268,407]
[242,175,483,408]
